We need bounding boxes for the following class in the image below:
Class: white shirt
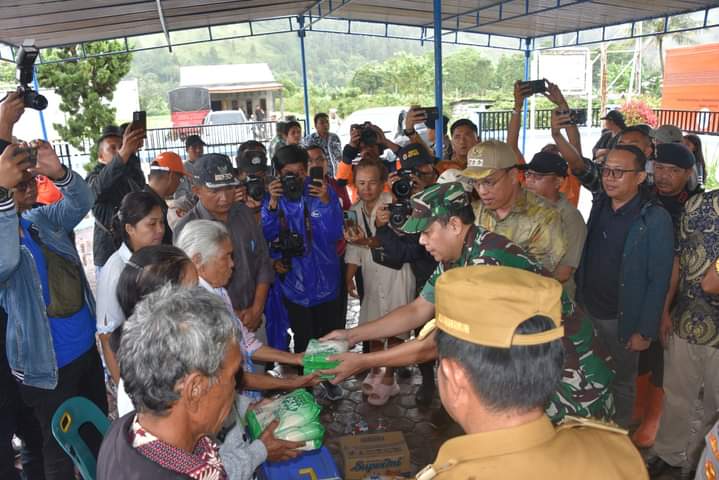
[95,243,132,334]
[345,193,415,332]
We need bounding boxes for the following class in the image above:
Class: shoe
[319,381,343,401]
[646,455,679,478]
[631,383,664,448]
[367,380,400,406]
[415,381,435,407]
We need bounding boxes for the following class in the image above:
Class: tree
[492,53,524,90]
[445,48,494,97]
[37,40,132,170]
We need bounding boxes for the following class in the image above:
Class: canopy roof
[2,0,718,56]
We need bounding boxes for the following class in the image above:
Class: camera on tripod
[15,40,48,111]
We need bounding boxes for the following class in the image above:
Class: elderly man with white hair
[176,219,319,393]
[97,286,304,480]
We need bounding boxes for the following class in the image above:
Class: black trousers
[285,295,343,360]
[18,347,108,480]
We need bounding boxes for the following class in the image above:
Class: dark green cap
[400,182,470,234]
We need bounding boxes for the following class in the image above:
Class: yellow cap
[461,140,517,180]
[419,265,564,348]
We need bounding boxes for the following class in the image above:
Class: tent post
[433,0,444,159]
[521,37,531,153]
[298,16,311,133]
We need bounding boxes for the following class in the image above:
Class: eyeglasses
[474,168,511,189]
[599,166,643,179]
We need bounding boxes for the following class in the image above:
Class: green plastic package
[302,339,349,379]
[246,389,324,451]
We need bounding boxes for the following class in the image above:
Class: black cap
[237,140,267,157]
[185,135,206,149]
[601,110,625,124]
[450,118,478,135]
[521,151,568,177]
[238,150,268,174]
[97,125,123,145]
[192,154,240,188]
[398,143,434,169]
[655,143,695,169]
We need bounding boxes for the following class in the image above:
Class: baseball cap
[237,149,268,174]
[655,143,695,169]
[192,153,240,188]
[185,135,207,149]
[397,143,434,169]
[650,124,683,144]
[437,168,473,193]
[97,125,123,144]
[418,265,564,348]
[520,151,568,177]
[237,140,267,157]
[461,140,517,180]
[601,110,625,124]
[151,152,188,176]
[400,182,470,234]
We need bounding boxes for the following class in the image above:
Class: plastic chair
[51,396,110,480]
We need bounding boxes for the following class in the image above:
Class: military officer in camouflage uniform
[415,265,647,480]
[323,182,614,422]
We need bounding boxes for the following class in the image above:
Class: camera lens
[392,178,412,199]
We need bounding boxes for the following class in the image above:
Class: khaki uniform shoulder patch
[557,415,629,435]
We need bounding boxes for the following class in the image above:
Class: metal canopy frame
[2,1,718,155]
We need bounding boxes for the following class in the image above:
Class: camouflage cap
[400,182,470,234]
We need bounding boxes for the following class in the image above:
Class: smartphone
[309,166,324,186]
[519,79,548,95]
[132,110,147,137]
[422,106,439,119]
[343,210,358,226]
[15,146,38,166]
[568,109,587,125]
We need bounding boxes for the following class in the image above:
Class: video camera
[392,168,415,200]
[270,230,305,270]
[15,41,47,111]
[387,201,413,229]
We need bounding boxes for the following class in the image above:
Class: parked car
[201,110,255,145]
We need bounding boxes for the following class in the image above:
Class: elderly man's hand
[259,420,304,462]
[322,351,366,385]
[237,305,263,332]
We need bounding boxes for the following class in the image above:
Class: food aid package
[246,389,324,451]
[302,339,349,379]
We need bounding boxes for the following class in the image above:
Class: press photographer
[261,145,344,400]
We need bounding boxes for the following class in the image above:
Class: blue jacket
[261,180,343,307]
[574,159,674,342]
[0,170,96,389]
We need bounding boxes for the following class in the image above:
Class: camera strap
[277,202,312,251]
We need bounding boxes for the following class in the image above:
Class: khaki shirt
[554,194,587,300]
[418,415,647,480]
[473,188,566,272]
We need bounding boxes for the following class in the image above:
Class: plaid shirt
[303,132,343,177]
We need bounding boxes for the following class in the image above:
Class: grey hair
[118,284,240,415]
[175,219,231,266]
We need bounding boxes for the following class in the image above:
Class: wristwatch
[403,128,416,137]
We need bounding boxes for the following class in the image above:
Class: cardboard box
[338,431,411,479]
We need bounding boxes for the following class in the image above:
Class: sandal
[361,368,385,395]
[367,380,400,406]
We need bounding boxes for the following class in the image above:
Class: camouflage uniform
[403,182,614,423]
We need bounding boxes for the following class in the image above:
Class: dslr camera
[243,175,265,201]
[392,168,415,200]
[281,173,304,201]
[387,201,413,229]
[15,41,48,111]
[270,230,305,270]
[351,121,380,146]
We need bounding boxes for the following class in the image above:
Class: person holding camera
[87,123,146,271]
[235,147,270,218]
[174,153,274,337]
[262,145,344,399]
[0,139,108,480]
[344,159,416,405]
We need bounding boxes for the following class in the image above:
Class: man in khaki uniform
[462,140,566,272]
[416,265,647,480]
